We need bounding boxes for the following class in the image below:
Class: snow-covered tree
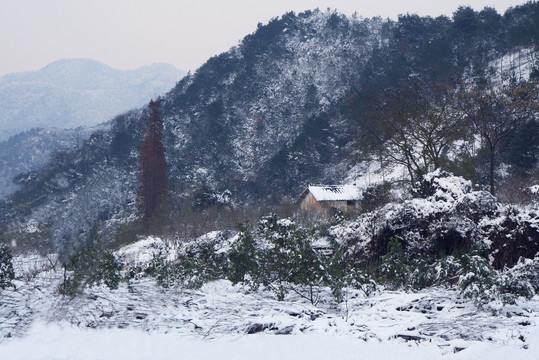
[0,244,15,290]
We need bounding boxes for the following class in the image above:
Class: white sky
[0,0,526,77]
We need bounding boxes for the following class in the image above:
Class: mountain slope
[1,5,537,249]
[0,127,101,198]
[0,59,185,141]
[162,11,384,200]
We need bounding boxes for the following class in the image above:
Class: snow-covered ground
[1,251,537,359]
[5,323,537,360]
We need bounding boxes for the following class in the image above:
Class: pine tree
[138,99,167,226]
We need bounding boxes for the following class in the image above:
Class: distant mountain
[0,4,537,249]
[0,59,185,141]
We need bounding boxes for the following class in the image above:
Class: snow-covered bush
[353,171,486,262]
[144,240,229,290]
[407,257,437,290]
[227,216,375,303]
[507,255,539,294]
[457,254,534,307]
[457,255,498,306]
[0,244,15,290]
[371,245,534,306]
[431,255,462,285]
[177,241,229,289]
[61,235,122,296]
[323,169,538,307]
[331,171,538,271]
[322,246,376,302]
[143,251,178,288]
[377,236,409,290]
[488,205,539,269]
[237,216,326,302]
[497,272,535,304]
[227,222,260,288]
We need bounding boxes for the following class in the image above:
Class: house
[298,185,361,217]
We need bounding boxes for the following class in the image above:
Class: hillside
[0,5,538,250]
[0,126,103,198]
[0,59,185,141]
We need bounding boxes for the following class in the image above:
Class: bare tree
[459,82,538,195]
[362,78,465,184]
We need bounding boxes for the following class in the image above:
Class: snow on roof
[307,185,361,202]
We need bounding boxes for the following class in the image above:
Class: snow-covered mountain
[0,5,537,249]
[0,59,185,141]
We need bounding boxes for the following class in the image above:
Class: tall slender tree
[138,99,167,226]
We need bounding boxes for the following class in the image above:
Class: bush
[228,217,375,303]
[255,216,325,302]
[457,254,534,307]
[145,240,229,290]
[61,234,122,296]
[0,245,15,290]
[145,251,178,288]
[457,254,497,305]
[227,222,260,287]
[510,255,539,293]
[323,248,376,302]
[372,244,534,307]
[178,242,229,289]
[377,236,409,289]
[497,272,535,304]
[432,255,462,285]
[360,182,391,213]
[408,258,436,290]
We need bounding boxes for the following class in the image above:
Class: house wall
[299,192,326,213]
[299,192,356,217]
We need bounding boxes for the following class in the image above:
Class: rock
[275,325,294,335]
[134,313,147,320]
[246,323,273,334]
[394,334,424,342]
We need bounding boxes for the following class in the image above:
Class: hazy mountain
[1,4,537,249]
[0,59,185,141]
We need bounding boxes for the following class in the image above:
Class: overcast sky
[0,0,526,77]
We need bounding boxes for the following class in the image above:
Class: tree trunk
[489,146,496,196]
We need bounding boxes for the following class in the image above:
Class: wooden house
[298,185,361,217]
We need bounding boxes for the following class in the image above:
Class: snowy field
[1,271,537,359]
[1,225,538,360]
[4,324,538,360]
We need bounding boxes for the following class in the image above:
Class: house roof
[304,185,361,202]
